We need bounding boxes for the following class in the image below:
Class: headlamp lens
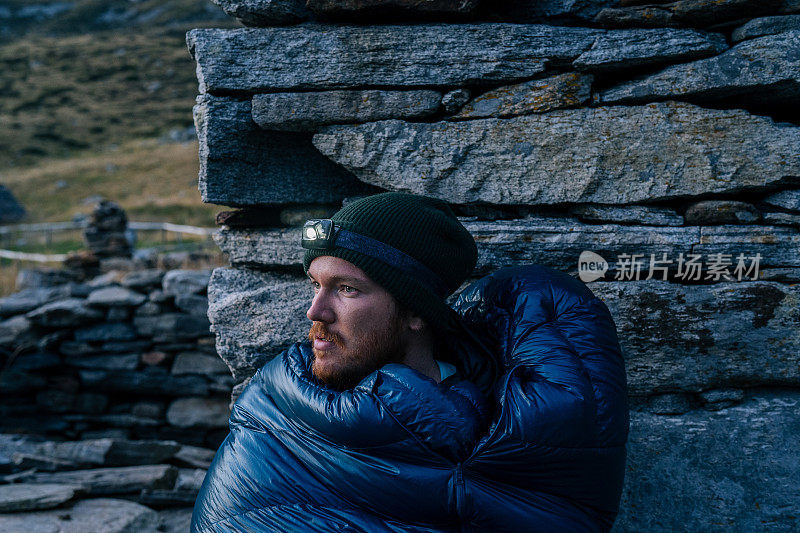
[301,219,337,250]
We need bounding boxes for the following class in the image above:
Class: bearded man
[192,192,630,532]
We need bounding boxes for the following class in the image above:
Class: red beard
[308,318,405,391]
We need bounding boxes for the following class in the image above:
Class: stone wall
[189,1,800,530]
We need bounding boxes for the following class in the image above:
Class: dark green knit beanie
[302,192,477,334]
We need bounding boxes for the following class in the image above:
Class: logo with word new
[578,251,608,282]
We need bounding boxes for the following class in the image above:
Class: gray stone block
[20,465,178,496]
[601,31,800,106]
[684,201,761,225]
[0,498,159,533]
[133,313,211,342]
[0,184,25,223]
[568,205,684,226]
[0,287,69,318]
[187,24,591,93]
[87,286,147,307]
[162,269,211,297]
[172,351,230,375]
[591,281,800,396]
[306,0,480,16]
[732,14,800,41]
[489,0,616,23]
[614,392,800,532]
[763,211,800,226]
[26,298,104,328]
[441,89,471,114]
[120,269,165,291]
[0,483,82,512]
[313,102,800,205]
[194,95,369,206]
[79,370,210,397]
[451,73,592,120]
[763,189,800,211]
[74,323,138,343]
[166,397,230,428]
[208,267,311,379]
[573,27,727,72]
[251,90,442,131]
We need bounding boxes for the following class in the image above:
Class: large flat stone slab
[306,0,480,16]
[573,27,727,72]
[187,24,589,93]
[313,102,800,205]
[614,391,800,531]
[0,498,160,533]
[21,465,178,495]
[0,483,82,512]
[252,90,442,131]
[208,267,311,379]
[591,281,800,396]
[189,24,731,93]
[732,14,800,42]
[601,31,800,106]
[195,95,371,206]
[215,221,800,276]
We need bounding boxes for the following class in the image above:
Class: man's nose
[307,291,334,323]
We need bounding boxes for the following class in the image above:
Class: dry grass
[1,139,221,226]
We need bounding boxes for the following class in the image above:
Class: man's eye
[310,281,320,290]
[340,285,356,294]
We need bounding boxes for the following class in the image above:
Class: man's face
[306,255,408,390]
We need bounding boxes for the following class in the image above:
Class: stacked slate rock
[0,267,226,530]
[0,268,231,447]
[190,1,800,530]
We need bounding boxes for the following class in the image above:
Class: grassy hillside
[2,139,218,226]
[0,0,238,226]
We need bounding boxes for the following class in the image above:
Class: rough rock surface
[210,0,311,26]
[0,483,82,512]
[21,465,178,495]
[732,14,800,41]
[166,397,230,428]
[162,270,211,297]
[252,90,442,131]
[572,27,727,71]
[684,201,761,224]
[488,0,617,23]
[187,24,599,93]
[194,95,371,206]
[591,281,800,396]
[452,72,592,120]
[763,189,800,211]
[595,0,782,29]
[26,298,104,328]
[601,32,800,105]
[0,184,26,223]
[313,102,800,206]
[615,392,800,531]
[306,0,480,16]
[569,205,684,226]
[0,497,160,532]
[441,89,471,114]
[207,267,310,379]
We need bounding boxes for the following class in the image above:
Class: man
[192,192,629,532]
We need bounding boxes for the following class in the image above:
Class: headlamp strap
[336,229,449,299]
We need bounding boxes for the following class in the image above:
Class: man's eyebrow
[307,273,367,285]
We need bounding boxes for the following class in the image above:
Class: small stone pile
[189,0,800,530]
[83,200,134,259]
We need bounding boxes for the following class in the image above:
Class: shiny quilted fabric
[192,265,629,532]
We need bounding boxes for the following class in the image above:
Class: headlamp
[301,219,339,250]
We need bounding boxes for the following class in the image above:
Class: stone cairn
[0,209,227,530]
[188,1,800,530]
